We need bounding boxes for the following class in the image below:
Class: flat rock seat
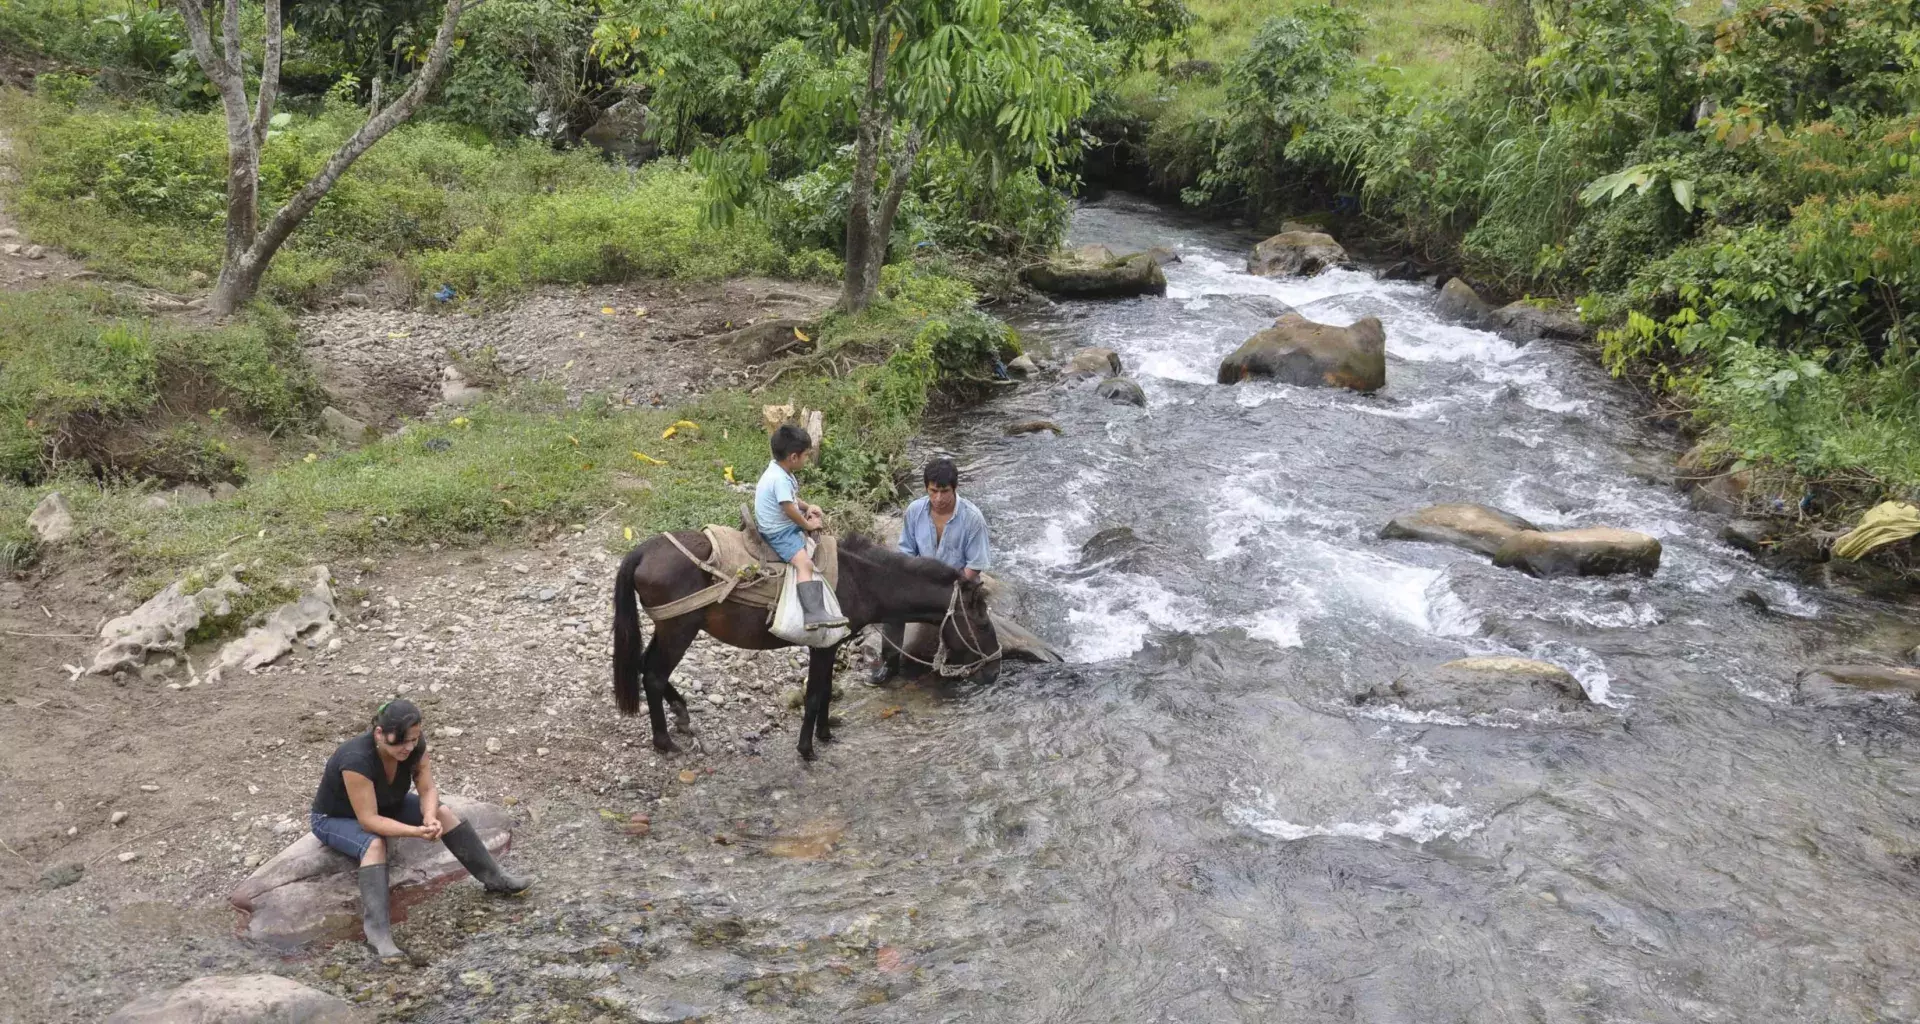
[228,795,511,949]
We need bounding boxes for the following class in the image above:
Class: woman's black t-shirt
[310,731,424,818]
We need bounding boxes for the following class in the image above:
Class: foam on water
[1227,791,1486,844]
[1061,573,1215,663]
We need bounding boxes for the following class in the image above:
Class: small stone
[22,244,45,260]
[536,588,559,603]
[117,851,140,863]
[40,862,83,888]
[438,726,464,738]
[677,769,698,784]
[138,784,159,793]
[706,693,726,706]
[485,736,501,754]
[536,747,550,756]
[110,810,129,826]
[348,666,370,676]
[242,853,262,868]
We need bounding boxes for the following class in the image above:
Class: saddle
[640,506,839,622]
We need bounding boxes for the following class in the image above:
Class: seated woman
[309,699,530,958]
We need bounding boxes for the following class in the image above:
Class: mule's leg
[642,619,700,752]
[798,644,838,760]
[647,620,700,735]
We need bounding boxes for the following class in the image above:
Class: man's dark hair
[923,457,959,489]
[373,698,422,745]
[771,424,811,460]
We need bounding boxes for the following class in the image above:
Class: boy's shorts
[764,524,807,562]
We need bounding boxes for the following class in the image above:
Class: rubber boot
[442,822,531,894]
[796,579,847,631]
[358,864,405,958]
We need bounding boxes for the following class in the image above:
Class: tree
[691,0,1093,312]
[171,0,469,314]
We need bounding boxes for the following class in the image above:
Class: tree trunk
[172,0,467,315]
[859,126,924,307]
[838,5,894,314]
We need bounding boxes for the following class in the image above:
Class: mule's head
[944,574,1001,683]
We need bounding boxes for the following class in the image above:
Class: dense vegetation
[1101,0,1920,504]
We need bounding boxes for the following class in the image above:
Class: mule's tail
[612,543,647,716]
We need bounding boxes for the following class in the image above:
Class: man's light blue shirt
[899,496,991,572]
[754,460,800,538]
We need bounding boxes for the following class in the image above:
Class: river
[454,194,1920,1023]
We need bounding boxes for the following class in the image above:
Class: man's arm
[961,505,990,581]
[897,503,921,557]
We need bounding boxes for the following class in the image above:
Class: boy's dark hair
[771,423,811,460]
[923,457,960,489]
[372,698,423,746]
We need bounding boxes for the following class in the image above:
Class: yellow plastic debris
[632,450,666,465]
[723,466,736,484]
[451,416,471,429]
[567,435,579,446]
[601,306,616,315]
[794,327,811,342]
[624,526,634,542]
[1832,501,1920,560]
[661,419,698,440]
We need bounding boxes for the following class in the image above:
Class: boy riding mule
[611,532,1002,761]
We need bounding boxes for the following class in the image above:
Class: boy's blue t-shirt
[754,460,800,537]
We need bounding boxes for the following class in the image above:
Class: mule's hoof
[798,744,816,762]
[815,729,834,744]
[653,736,681,753]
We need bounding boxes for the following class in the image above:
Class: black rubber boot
[442,822,531,894]
[357,864,405,958]
[796,580,847,630]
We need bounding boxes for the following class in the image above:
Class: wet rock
[1246,230,1349,277]
[582,97,659,166]
[1142,245,1181,268]
[1492,528,1662,578]
[229,795,511,949]
[1022,252,1167,299]
[1005,354,1038,376]
[103,974,371,1024]
[1380,503,1539,557]
[28,491,73,544]
[92,574,249,675]
[1677,443,1752,515]
[40,862,84,889]
[1077,526,1158,572]
[1357,657,1590,715]
[1095,377,1147,407]
[1721,519,1781,555]
[204,567,337,683]
[1434,278,1492,325]
[1793,665,1920,708]
[1071,244,1116,264]
[1217,313,1386,393]
[1381,260,1425,282]
[1488,301,1588,343]
[319,407,368,442]
[1064,347,1122,378]
[1005,420,1061,436]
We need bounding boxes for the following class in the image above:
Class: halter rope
[876,582,1003,678]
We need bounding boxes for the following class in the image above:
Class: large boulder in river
[1064,346,1123,378]
[1022,251,1167,299]
[1434,278,1493,325]
[1357,657,1590,716]
[228,795,511,949]
[105,974,370,1024]
[1380,504,1539,557]
[1217,313,1386,392]
[1492,527,1662,578]
[1246,230,1349,277]
[1487,300,1587,343]
[1095,377,1147,407]
[104,974,370,1024]
[1793,665,1920,708]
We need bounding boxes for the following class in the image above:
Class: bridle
[877,582,1003,678]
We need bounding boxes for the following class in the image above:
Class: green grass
[0,93,786,304]
[0,285,318,481]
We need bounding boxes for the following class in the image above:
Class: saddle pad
[701,525,839,610]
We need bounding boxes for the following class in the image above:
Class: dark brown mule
[612,533,1000,760]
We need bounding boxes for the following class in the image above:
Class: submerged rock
[1217,313,1386,392]
[1005,354,1038,376]
[1005,420,1062,436]
[1022,251,1167,299]
[229,795,511,949]
[1434,278,1493,325]
[1358,657,1590,715]
[1095,377,1147,407]
[1064,347,1123,378]
[1380,503,1540,557]
[1246,230,1349,277]
[1492,527,1662,578]
[104,974,370,1024]
[1794,665,1920,708]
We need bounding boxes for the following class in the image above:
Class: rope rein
[876,582,1004,677]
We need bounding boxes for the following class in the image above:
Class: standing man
[870,456,991,685]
